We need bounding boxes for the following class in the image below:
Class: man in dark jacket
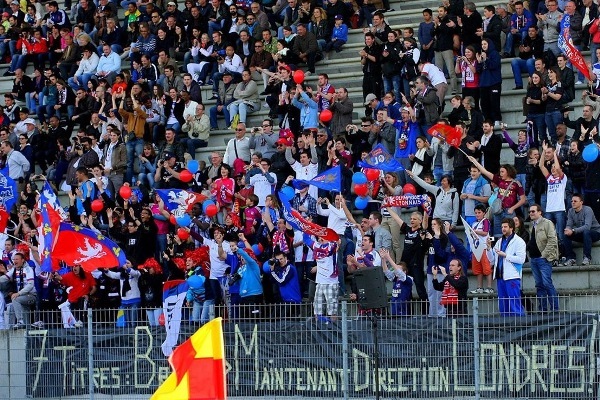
[478,5,502,53]
[292,24,319,74]
[10,69,33,104]
[459,1,483,49]
[433,6,458,94]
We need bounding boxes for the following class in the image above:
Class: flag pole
[5,233,27,244]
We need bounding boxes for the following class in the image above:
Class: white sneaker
[31,321,45,329]
[470,288,484,294]
[576,80,583,85]
[582,257,591,265]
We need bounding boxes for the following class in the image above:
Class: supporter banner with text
[25,314,598,399]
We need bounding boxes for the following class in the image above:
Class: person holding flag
[304,231,339,323]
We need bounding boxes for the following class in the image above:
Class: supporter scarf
[440,276,459,306]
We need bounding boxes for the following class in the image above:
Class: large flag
[559,14,592,81]
[38,185,63,272]
[292,165,341,192]
[461,216,487,262]
[0,167,17,211]
[357,144,405,172]
[156,189,207,217]
[161,279,189,357]
[51,223,127,272]
[152,317,226,400]
[280,194,339,242]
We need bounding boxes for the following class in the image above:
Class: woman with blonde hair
[310,7,328,51]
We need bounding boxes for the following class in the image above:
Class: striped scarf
[440,275,459,305]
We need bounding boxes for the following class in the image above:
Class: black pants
[480,83,502,122]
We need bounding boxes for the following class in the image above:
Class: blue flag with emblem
[357,144,405,172]
[291,165,341,192]
[0,166,17,211]
[156,189,206,217]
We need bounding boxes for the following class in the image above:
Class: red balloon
[158,313,165,326]
[320,109,333,123]
[179,169,193,183]
[403,183,417,196]
[91,199,103,213]
[293,69,305,84]
[205,204,218,217]
[169,215,177,225]
[365,168,380,181]
[354,183,368,197]
[119,185,132,200]
[177,227,190,241]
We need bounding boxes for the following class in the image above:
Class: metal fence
[1,295,599,400]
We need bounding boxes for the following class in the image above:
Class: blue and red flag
[162,279,189,357]
[156,189,207,217]
[280,193,339,242]
[559,14,591,81]
[0,166,17,211]
[38,182,63,272]
[51,223,127,272]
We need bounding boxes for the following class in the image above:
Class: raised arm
[467,155,494,181]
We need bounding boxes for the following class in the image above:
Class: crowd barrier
[0,296,599,400]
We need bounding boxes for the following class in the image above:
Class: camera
[252,127,260,133]
[74,144,83,150]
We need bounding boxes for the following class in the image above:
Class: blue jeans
[433,166,453,187]
[122,302,140,327]
[165,122,181,134]
[511,57,535,87]
[504,30,527,54]
[544,109,563,144]
[185,138,208,156]
[382,74,401,102]
[208,20,225,36]
[126,137,144,184]
[67,73,94,91]
[209,105,230,129]
[10,54,25,72]
[493,209,516,237]
[527,190,547,212]
[229,101,259,124]
[530,257,559,311]
[546,210,566,252]
[563,230,600,260]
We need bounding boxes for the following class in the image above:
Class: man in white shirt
[284,136,319,199]
[316,194,349,294]
[210,45,244,99]
[195,227,232,305]
[223,123,252,166]
[419,62,448,109]
[247,158,277,206]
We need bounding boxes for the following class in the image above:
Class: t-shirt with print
[546,173,567,212]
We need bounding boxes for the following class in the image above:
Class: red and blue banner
[0,166,17,211]
[280,194,339,242]
[38,182,63,272]
[559,14,591,81]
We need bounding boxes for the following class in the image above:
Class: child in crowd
[323,15,348,58]
[379,249,412,316]
[469,204,493,294]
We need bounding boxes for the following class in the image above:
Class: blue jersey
[270,264,301,304]
[390,275,413,316]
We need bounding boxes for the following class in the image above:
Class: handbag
[487,180,516,216]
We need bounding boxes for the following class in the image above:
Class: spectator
[505,1,534,57]
[537,0,562,56]
[562,193,600,265]
[304,232,338,322]
[322,14,347,58]
[329,87,353,137]
[432,258,468,316]
[459,2,483,49]
[223,123,251,166]
[118,93,147,183]
[381,31,402,102]
[360,33,382,110]
[291,84,319,130]
[556,54,575,104]
[291,24,318,75]
[182,103,210,156]
[95,44,122,86]
[468,204,493,294]
[456,46,480,106]
[363,12,391,45]
[487,217,526,316]
[103,260,141,326]
[228,70,260,127]
[248,39,273,93]
[210,45,244,100]
[433,6,457,95]
[542,67,565,144]
[379,249,412,316]
[209,72,235,130]
[269,250,302,309]
[5,252,36,329]
[477,38,502,125]
[511,26,544,90]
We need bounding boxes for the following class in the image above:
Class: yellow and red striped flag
[152,317,227,400]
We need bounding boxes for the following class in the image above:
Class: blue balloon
[354,196,368,210]
[187,275,204,289]
[583,143,599,163]
[352,172,367,185]
[262,261,271,274]
[252,244,262,256]
[176,214,191,226]
[202,200,215,213]
[280,186,295,202]
[187,160,199,173]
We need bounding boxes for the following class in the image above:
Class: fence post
[341,300,349,400]
[472,298,480,400]
[87,308,94,400]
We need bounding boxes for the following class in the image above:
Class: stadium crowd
[1,0,600,328]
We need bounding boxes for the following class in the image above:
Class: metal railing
[0,295,599,400]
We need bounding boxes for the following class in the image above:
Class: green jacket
[530,217,559,262]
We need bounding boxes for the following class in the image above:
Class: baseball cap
[364,93,377,105]
[10,1,19,5]
[2,12,9,17]
[163,151,175,159]
[167,1,176,5]
[222,71,232,77]
[401,106,411,113]
[334,14,343,19]
[24,118,35,125]
[279,64,291,72]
